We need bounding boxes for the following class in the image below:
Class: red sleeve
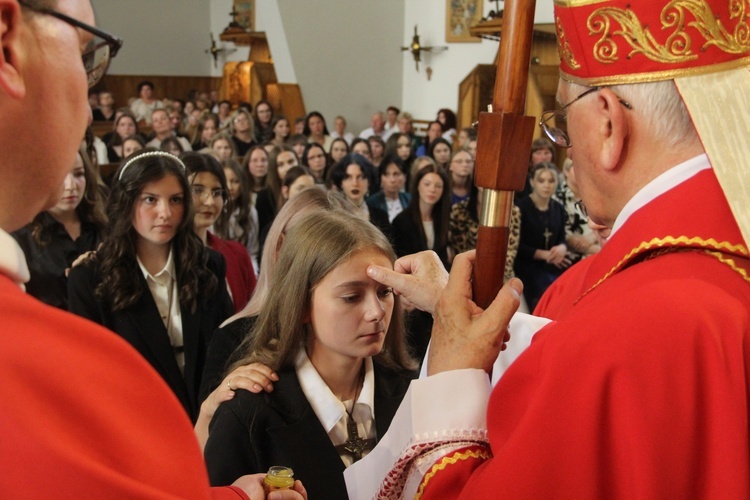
[0,277,230,497]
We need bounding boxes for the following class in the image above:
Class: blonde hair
[224,188,351,324]
[231,210,416,373]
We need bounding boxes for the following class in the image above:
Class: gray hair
[560,79,698,150]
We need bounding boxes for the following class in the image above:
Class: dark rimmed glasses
[539,87,633,148]
[19,2,123,88]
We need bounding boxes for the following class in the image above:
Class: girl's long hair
[230,209,416,373]
[31,146,108,245]
[404,163,450,251]
[220,158,253,246]
[95,149,216,312]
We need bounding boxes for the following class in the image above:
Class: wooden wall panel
[95,75,223,111]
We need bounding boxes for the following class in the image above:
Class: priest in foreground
[346,0,750,497]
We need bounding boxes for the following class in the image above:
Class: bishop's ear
[0,0,26,99]
[596,87,630,173]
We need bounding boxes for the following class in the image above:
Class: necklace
[334,365,375,462]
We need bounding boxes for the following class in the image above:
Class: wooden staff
[472,0,537,309]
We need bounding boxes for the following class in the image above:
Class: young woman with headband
[67,149,233,421]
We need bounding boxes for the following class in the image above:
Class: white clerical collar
[295,348,375,433]
[610,154,710,238]
[136,247,176,285]
[0,228,30,288]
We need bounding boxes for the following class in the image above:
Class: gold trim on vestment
[705,250,750,283]
[575,236,750,303]
[560,54,750,85]
[415,447,491,500]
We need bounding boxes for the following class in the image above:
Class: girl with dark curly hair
[67,149,233,421]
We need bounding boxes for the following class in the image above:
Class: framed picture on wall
[446,0,483,43]
[233,0,255,31]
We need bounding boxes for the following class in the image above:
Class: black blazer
[368,205,393,244]
[204,362,416,499]
[391,210,450,268]
[67,250,233,421]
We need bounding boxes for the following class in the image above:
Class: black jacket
[67,249,233,421]
[205,362,416,499]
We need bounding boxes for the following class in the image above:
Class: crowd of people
[6,0,748,498]
[13,79,596,493]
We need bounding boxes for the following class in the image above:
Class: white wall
[92,0,210,76]
[91,0,555,128]
[401,0,555,121]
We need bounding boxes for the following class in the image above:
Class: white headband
[118,150,186,181]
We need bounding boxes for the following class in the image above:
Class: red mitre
[554,0,750,85]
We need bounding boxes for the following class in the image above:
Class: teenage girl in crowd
[209,132,236,162]
[204,210,417,498]
[436,108,457,143]
[329,137,349,165]
[303,111,333,151]
[350,137,372,162]
[191,113,220,152]
[229,109,256,158]
[384,132,414,165]
[391,163,451,268]
[13,147,106,310]
[269,115,291,147]
[67,150,233,421]
[365,155,410,223]
[256,145,299,236]
[514,161,570,311]
[414,120,443,157]
[301,142,328,185]
[106,110,140,163]
[447,148,474,205]
[428,137,452,171]
[242,145,269,205]
[328,154,390,238]
[253,99,274,143]
[221,158,259,273]
[182,153,256,313]
[280,166,316,208]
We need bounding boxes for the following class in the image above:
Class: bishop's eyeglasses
[539,86,633,148]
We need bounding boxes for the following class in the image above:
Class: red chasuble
[419,168,750,498]
[0,277,247,499]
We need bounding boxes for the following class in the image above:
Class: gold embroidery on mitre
[415,447,492,500]
[587,0,750,65]
[575,235,749,303]
[557,16,582,69]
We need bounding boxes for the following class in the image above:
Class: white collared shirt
[611,154,711,238]
[295,349,376,467]
[137,249,184,374]
[0,229,30,288]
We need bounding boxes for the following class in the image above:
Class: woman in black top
[13,147,106,310]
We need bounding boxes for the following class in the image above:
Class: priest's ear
[596,87,630,173]
[0,0,26,99]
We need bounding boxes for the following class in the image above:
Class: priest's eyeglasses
[19,1,123,88]
[539,87,633,148]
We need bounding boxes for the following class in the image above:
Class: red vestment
[417,168,750,498]
[0,273,246,498]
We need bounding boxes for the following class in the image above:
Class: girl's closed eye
[341,294,360,304]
